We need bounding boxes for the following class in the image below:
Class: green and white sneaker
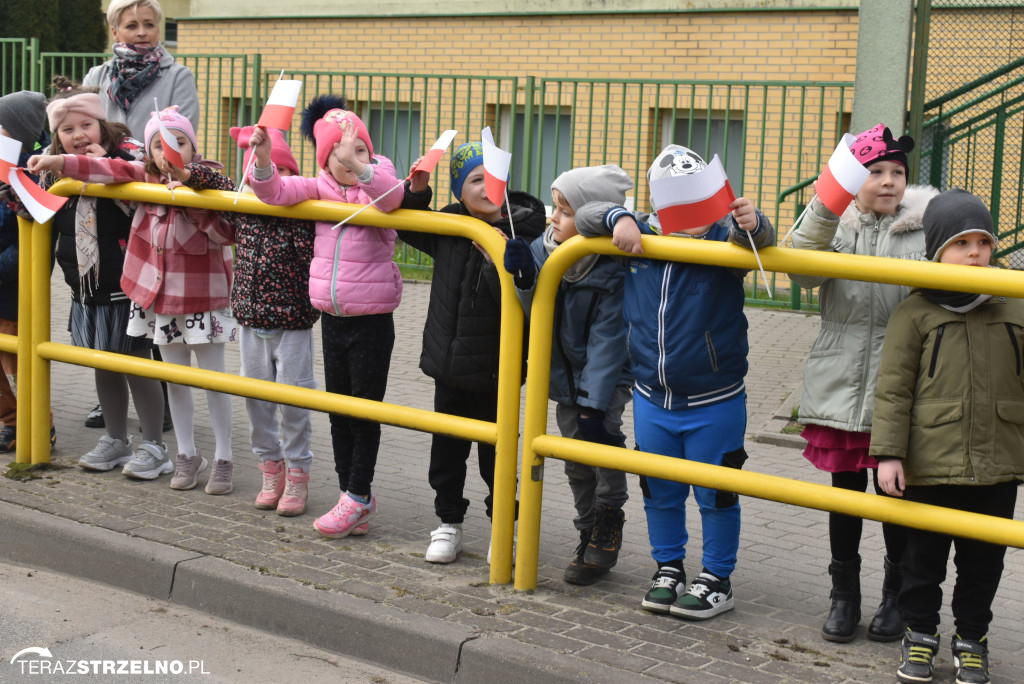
[122,440,172,480]
[897,629,939,684]
[641,565,685,614]
[952,634,990,684]
[669,571,734,620]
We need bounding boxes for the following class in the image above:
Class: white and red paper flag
[153,100,185,169]
[0,127,68,223]
[257,79,303,131]
[410,130,457,177]
[8,168,67,224]
[0,130,20,175]
[650,155,736,234]
[815,133,870,215]
[481,127,511,206]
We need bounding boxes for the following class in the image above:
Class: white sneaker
[122,441,173,480]
[79,435,134,471]
[425,523,463,563]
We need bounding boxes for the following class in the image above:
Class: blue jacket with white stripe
[575,203,774,410]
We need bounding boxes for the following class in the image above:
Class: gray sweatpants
[555,384,632,531]
[239,326,317,472]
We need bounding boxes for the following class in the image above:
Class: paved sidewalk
[1,275,1022,683]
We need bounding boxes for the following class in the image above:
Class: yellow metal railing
[12,179,1024,592]
[513,234,1024,590]
[15,179,524,584]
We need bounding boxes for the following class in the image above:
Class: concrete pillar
[851,0,916,134]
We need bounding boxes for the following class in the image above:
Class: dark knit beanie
[0,91,47,154]
[551,164,633,212]
[450,142,484,200]
[923,189,995,261]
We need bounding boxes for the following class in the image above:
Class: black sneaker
[670,571,734,620]
[564,528,607,585]
[84,404,104,428]
[49,427,56,448]
[641,565,685,614]
[952,634,990,684]
[0,426,15,453]
[585,505,625,570]
[898,629,939,684]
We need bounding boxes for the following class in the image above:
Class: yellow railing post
[489,270,525,584]
[13,216,34,464]
[30,216,52,464]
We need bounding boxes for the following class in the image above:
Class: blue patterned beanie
[450,142,484,200]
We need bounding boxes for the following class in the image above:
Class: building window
[163,20,178,46]
[503,109,573,208]
[363,106,422,176]
[663,112,744,190]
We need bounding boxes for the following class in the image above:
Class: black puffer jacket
[400,188,546,392]
[51,146,138,306]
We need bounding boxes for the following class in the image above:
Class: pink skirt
[801,424,878,473]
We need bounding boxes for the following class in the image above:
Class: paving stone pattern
[2,274,1022,683]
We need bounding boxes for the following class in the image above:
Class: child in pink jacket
[247,96,403,539]
[29,106,238,494]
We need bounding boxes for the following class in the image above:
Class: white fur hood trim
[839,184,939,235]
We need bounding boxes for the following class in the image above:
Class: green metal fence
[3,39,865,306]
[912,2,1024,268]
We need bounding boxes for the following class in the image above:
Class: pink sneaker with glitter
[276,468,308,517]
[313,492,377,539]
[254,460,286,509]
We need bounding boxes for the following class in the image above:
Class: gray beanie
[550,164,633,212]
[0,91,47,154]
[923,188,995,261]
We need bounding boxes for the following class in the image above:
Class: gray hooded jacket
[790,185,938,432]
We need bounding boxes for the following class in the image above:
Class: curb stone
[0,500,657,683]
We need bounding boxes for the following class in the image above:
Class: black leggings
[829,469,908,563]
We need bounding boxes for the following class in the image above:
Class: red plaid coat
[61,155,235,315]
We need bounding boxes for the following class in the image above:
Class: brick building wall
[179,11,858,83]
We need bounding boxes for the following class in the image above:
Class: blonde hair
[106,0,164,31]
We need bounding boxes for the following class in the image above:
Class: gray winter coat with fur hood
[789,185,938,433]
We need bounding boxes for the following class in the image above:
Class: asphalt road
[0,560,423,684]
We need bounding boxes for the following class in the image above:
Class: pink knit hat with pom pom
[313,109,373,170]
[143,105,197,157]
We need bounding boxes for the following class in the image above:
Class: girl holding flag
[787,124,937,644]
[247,96,403,540]
[29,105,238,491]
[38,78,162,477]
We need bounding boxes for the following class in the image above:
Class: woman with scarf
[83,0,199,141]
[82,0,197,431]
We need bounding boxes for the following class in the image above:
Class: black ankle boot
[565,528,603,585]
[822,556,861,642]
[585,504,625,570]
[868,556,905,642]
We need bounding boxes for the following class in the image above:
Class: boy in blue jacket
[571,145,774,620]
[504,164,634,585]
